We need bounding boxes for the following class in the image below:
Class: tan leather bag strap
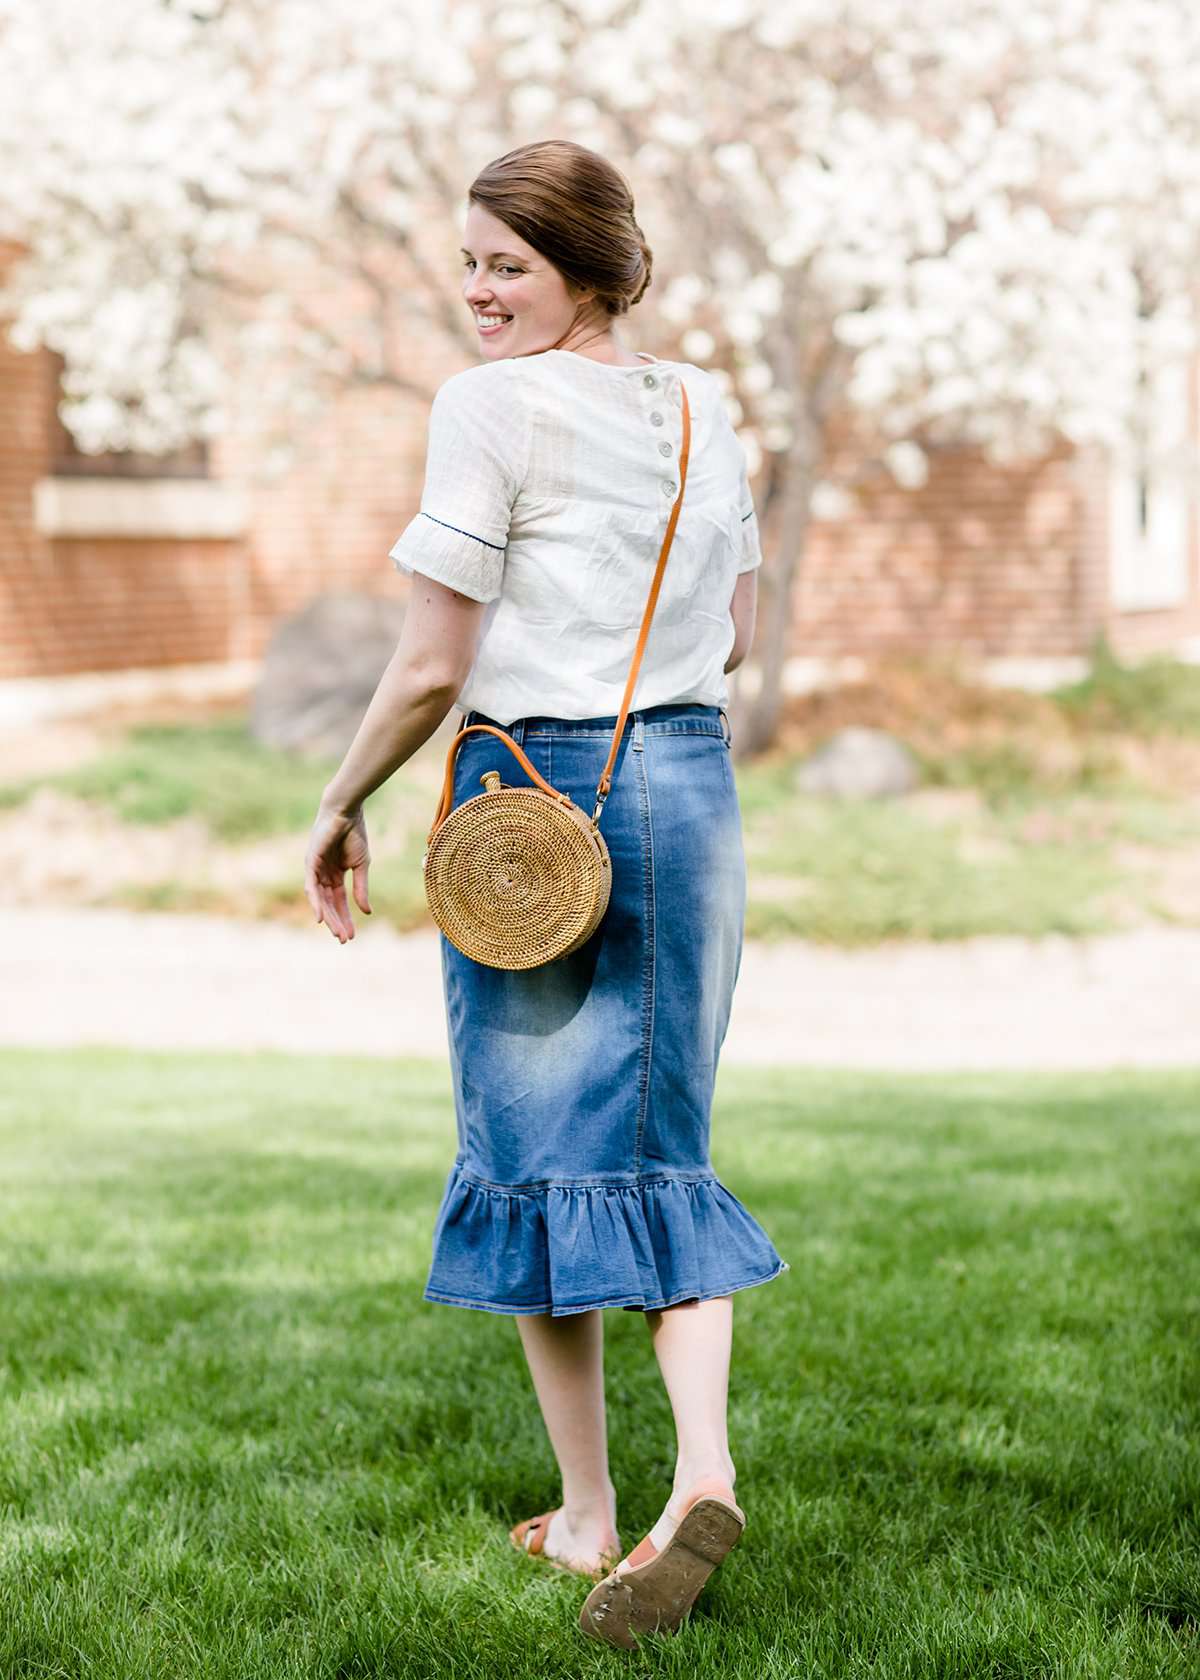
[428,375,692,844]
[428,722,573,840]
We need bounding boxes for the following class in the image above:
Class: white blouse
[388,348,762,726]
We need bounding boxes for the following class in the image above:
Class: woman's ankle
[671,1455,737,1501]
[562,1473,618,1531]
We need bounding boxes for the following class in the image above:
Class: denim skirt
[424,699,790,1318]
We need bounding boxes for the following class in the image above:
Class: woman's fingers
[306,855,349,941]
[318,887,345,939]
[304,807,370,942]
[318,861,352,940]
[305,871,329,929]
[305,860,338,937]
[328,874,355,939]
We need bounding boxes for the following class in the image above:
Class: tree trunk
[731,439,816,761]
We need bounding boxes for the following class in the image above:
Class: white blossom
[0,0,1194,496]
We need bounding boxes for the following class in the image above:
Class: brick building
[2,236,1198,705]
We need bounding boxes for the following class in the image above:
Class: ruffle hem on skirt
[422,1160,791,1317]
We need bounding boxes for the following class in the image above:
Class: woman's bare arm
[319,576,488,817]
[724,570,758,673]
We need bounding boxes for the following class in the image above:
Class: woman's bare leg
[634,1295,738,1556]
[513,1308,621,1571]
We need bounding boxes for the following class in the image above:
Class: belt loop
[633,714,645,752]
[511,716,526,747]
[718,706,732,746]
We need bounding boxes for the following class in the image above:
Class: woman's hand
[304,802,372,943]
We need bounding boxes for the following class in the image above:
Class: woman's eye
[461,260,521,275]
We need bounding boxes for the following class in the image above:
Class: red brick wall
[1108,594,1200,659]
[796,438,1106,658]
[15,536,244,674]
[0,241,250,677]
[2,229,1198,680]
[0,253,56,677]
[209,379,435,653]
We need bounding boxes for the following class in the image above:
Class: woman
[303,139,789,1649]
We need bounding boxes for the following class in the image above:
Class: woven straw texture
[425,784,612,970]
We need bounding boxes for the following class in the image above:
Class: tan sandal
[578,1478,746,1649]
[509,1507,622,1583]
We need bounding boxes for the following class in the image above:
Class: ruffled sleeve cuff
[737,506,763,574]
[389,511,505,603]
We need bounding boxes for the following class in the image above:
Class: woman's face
[461,203,596,360]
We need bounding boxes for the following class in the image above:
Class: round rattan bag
[422,724,611,970]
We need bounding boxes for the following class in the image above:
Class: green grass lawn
[1,1048,1196,1677]
[6,647,1200,943]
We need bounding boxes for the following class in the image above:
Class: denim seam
[634,718,655,1178]
[521,723,723,741]
[452,1161,720,1194]
[469,706,724,740]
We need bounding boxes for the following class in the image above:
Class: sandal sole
[578,1496,745,1649]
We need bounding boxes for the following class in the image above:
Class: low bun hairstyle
[467,140,653,319]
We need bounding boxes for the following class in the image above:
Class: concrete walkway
[2,907,1198,1070]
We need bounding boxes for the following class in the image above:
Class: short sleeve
[734,438,763,575]
[388,364,526,603]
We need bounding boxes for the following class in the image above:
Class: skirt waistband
[464,702,730,743]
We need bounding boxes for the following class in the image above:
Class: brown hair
[467,140,653,320]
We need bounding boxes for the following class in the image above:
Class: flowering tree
[2,0,1198,751]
